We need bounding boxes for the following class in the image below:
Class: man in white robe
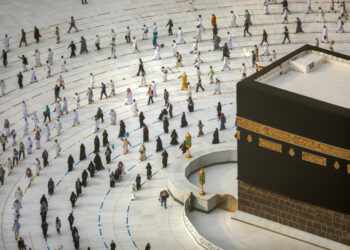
[74,93,80,109]
[222,56,230,71]
[161,67,168,82]
[62,97,68,114]
[177,27,185,44]
[54,140,61,158]
[55,101,62,118]
[24,118,29,136]
[73,109,79,126]
[198,15,205,30]
[227,32,233,49]
[22,101,28,117]
[55,118,62,136]
[322,25,329,43]
[151,81,157,97]
[4,34,9,52]
[132,100,138,117]
[154,44,161,60]
[306,0,312,13]
[43,124,50,141]
[29,68,37,83]
[142,25,148,39]
[93,116,99,133]
[47,48,54,65]
[27,137,33,154]
[46,62,51,78]
[34,50,41,67]
[90,73,95,88]
[109,109,116,125]
[60,56,67,73]
[196,26,202,42]
[32,113,39,129]
[172,40,177,56]
[230,11,238,27]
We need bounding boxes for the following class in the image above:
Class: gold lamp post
[199,167,206,195]
[185,132,192,158]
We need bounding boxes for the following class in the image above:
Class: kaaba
[236,44,350,245]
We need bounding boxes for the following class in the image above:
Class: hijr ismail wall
[236,45,350,245]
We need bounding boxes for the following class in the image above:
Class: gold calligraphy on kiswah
[302,152,327,167]
[259,138,282,153]
[237,117,350,161]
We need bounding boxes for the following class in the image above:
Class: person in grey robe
[87,88,94,104]
[213,35,221,51]
[80,36,88,54]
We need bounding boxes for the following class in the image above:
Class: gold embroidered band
[302,152,327,166]
[259,138,282,153]
[237,116,350,161]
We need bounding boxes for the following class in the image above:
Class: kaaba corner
[236,44,350,245]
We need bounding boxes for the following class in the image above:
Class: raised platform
[188,162,237,197]
[168,146,237,212]
[232,210,349,250]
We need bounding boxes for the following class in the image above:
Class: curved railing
[183,198,223,250]
[168,147,237,212]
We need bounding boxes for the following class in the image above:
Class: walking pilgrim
[43,123,50,141]
[110,109,117,125]
[22,101,28,118]
[55,116,62,135]
[132,100,138,117]
[142,25,148,40]
[126,88,133,105]
[110,41,117,59]
[74,93,80,108]
[24,118,29,136]
[264,0,269,15]
[62,97,68,114]
[4,34,9,52]
[30,68,37,83]
[161,67,168,82]
[109,79,115,96]
[227,32,233,49]
[230,10,238,27]
[154,43,161,60]
[73,109,79,126]
[122,137,131,154]
[46,61,51,78]
[27,137,33,154]
[34,49,41,67]
[306,0,312,13]
[322,25,329,43]
[34,127,41,149]
[60,56,68,73]
[90,73,95,89]
[0,80,5,96]
[132,37,139,53]
[178,27,185,44]
[336,17,345,33]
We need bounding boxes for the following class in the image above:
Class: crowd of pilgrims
[3,96,227,250]
[0,4,260,249]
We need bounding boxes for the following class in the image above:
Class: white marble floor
[188,163,237,197]
[188,208,322,250]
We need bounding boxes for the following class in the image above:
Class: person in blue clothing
[152,33,158,48]
[252,50,257,67]
[44,105,51,122]
[220,113,226,130]
[295,17,304,34]
[100,82,108,99]
[159,189,169,209]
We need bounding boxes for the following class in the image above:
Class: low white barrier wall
[168,146,237,212]
[183,198,223,250]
